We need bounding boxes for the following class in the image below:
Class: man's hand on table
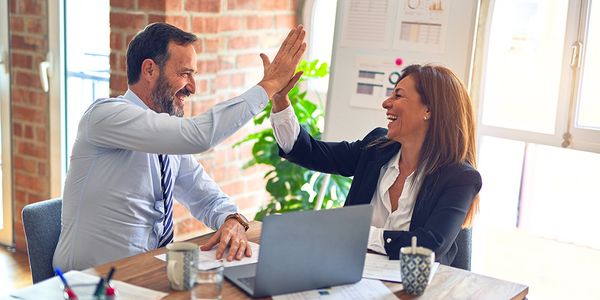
[200,219,252,261]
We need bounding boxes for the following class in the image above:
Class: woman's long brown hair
[378,64,479,228]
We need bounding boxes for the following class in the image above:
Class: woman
[269,64,481,266]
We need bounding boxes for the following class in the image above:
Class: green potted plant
[235,60,353,220]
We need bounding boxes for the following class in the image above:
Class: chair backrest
[451,228,472,271]
[22,198,62,283]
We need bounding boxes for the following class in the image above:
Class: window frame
[474,0,600,154]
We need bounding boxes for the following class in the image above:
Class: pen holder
[400,245,435,296]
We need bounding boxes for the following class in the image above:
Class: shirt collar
[121,89,150,110]
[384,148,402,172]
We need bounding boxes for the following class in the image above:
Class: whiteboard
[324,0,479,141]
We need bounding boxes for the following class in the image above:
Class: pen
[92,277,105,297]
[55,267,78,299]
[105,266,116,284]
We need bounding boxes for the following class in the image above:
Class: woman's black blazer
[279,127,482,265]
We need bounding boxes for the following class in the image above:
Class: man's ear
[140,58,159,82]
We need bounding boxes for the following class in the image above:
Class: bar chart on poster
[324,0,479,141]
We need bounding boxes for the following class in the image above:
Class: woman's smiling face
[381,75,430,143]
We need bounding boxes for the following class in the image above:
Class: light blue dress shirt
[53,86,268,271]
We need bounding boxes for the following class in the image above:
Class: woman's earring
[424,116,429,120]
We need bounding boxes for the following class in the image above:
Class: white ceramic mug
[166,242,199,291]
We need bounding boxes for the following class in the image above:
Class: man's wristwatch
[225,213,249,231]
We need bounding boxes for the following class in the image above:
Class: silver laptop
[224,204,373,298]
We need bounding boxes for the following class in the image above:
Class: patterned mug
[400,245,435,296]
[166,242,199,291]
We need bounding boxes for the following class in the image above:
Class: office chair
[22,198,62,283]
[451,228,472,271]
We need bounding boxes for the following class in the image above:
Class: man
[53,22,306,271]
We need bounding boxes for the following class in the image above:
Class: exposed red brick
[236,53,262,68]
[139,0,166,11]
[10,16,24,32]
[13,106,46,123]
[221,181,244,195]
[191,16,218,34]
[13,123,23,137]
[15,70,42,89]
[25,17,43,34]
[218,16,243,32]
[165,15,189,31]
[18,0,44,15]
[24,125,33,139]
[110,12,147,30]
[195,79,209,93]
[16,141,48,159]
[228,35,258,50]
[185,0,220,13]
[36,127,47,143]
[213,74,230,90]
[11,34,45,51]
[197,59,218,74]
[275,14,295,29]
[11,52,33,69]
[110,0,135,9]
[148,14,166,24]
[218,55,235,71]
[110,74,128,94]
[259,0,289,10]
[15,172,47,194]
[246,16,274,30]
[165,0,183,11]
[14,156,37,174]
[231,73,245,87]
[227,0,258,10]
[38,161,47,177]
[204,38,219,53]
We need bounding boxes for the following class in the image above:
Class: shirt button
[154,202,163,211]
[386,238,392,243]
[259,103,265,109]
[237,122,242,127]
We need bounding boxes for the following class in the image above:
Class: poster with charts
[393,0,451,53]
[339,0,394,49]
[350,56,409,110]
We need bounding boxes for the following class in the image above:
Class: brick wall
[109,0,298,240]
[9,0,51,251]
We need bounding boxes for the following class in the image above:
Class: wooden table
[84,221,528,299]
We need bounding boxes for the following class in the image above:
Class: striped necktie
[158,154,174,248]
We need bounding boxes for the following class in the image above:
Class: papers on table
[154,241,260,270]
[5,270,167,300]
[272,278,398,300]
[362,253,440,283]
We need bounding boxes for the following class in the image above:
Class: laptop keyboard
[238,276,256,290]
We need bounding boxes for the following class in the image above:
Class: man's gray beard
[150,74,183,117]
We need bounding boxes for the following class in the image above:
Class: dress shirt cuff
[243,86,270,115]
[368,226,387,255]
[270,105,300,154]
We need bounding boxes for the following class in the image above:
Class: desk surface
[84,221,528,300]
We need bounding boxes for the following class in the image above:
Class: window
[477,0,600,152]
[49,0,110,193]
[473,1,600,297]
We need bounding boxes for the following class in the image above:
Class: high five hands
[258,25,306,99]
